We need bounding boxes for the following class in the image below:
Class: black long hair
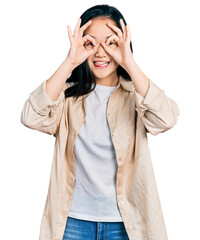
[65,4,133,101]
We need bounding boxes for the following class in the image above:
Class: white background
[0,0,199,239]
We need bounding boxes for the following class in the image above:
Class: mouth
[93,61,110,68]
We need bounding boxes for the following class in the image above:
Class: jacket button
[113,132,117,136]
[143,103,148,107]
[118,178,122,184]
[50,109,55,116]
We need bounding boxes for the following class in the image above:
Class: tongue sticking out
[94,62,109,67]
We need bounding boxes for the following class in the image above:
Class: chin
[92,70,115,79]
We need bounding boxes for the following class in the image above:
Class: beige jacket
[20,75,180,240]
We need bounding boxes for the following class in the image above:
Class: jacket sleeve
[135,78,180,136]
[20,79,73,137]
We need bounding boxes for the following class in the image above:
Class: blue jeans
[62,216,129,240]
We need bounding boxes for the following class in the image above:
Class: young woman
[21,4,180,240]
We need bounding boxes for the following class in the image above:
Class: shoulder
[119,75,135,92]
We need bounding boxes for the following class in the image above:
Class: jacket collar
[117,75,134,92]
[81,75,134,101]
[81,75,134,114]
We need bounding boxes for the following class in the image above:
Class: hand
[101,19,133,70]
[66,18,100,68]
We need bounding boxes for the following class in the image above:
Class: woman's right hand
[66,18,100,68]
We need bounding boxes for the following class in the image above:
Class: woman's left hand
[101,19,133,70]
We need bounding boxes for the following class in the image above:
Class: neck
[95,72,119,86]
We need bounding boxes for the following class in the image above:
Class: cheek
[86,58,92,67]
[109,57,118,67]
[112,60,119,68]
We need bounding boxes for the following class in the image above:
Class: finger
[101,42,114,55]
[119,19,126,40]
[79,19,92,36]
[82,35,96,47]
[126,24,131,43]
[105,35,119,45]
[87,43,100,55]
[67,25,73,45]
[106,22,122,39]
[73,18,82,38]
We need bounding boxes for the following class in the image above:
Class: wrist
[64,57,77,71]
[124,57,136,74]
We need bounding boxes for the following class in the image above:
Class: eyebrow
[89,34,114,39]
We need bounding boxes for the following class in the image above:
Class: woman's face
[84,17,119,83]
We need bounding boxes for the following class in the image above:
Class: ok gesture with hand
[66,18,100,68]
[101,19,133,71]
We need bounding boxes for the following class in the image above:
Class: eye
[84,41,94,49]
[86,42,93,46]
[109,41,116,45]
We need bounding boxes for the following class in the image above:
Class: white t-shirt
[68,83,123,222]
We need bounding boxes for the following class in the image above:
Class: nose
[95,43,107,57]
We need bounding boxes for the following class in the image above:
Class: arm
[125,58,180,136]
[20,58,75,136]
[21,17,101,136]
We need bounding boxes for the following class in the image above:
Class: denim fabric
[62,216,129,240]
